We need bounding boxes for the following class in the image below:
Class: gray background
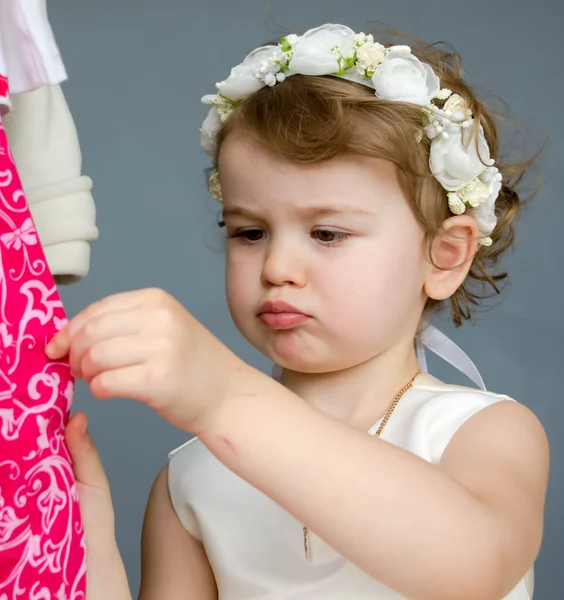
[48,0,562,597]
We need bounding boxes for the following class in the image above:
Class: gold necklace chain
[302,369,422,560]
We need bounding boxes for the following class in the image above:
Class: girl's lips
[258,300,305,315]
[258,312,310,330]
[257,301,311,330]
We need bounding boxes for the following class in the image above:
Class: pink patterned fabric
[0,75,7,110]
[0,117,86,598]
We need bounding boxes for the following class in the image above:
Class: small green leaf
[280,37,292,53]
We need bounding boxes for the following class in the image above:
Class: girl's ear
[424,215,480,301]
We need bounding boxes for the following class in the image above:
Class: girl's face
[219,134,432,374]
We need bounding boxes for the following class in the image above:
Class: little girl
[51,24,549,600]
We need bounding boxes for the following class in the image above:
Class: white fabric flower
[458,179,491,208]
[216,64,263,100]
[199,107,222,156]
[433,88,453,101]
[208,170,223,200]
[356,42,386,73]
[443,93,472,121]
[447,193,466,215]
[289,24,357,76]
[372,47,440,105]
[216,46,284,100]
[355,32,372,46]
[473,169,502,236]
[429,121,491,191]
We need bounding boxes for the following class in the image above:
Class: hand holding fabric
[47,288,255,435]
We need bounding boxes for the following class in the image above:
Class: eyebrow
[221,205,375,220]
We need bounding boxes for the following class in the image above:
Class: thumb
[66,412,117,547]
[66,414,131,599]
[66,412,110,493]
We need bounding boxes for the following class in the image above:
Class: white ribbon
[416,323,485,390]
[271,324,485,390]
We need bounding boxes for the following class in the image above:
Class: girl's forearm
[87,544,133,600]
[199,372,502,600]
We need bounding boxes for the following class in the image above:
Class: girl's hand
[65,413,131,600]
[48,288,249,434]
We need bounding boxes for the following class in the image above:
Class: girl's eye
[312,230,350,245]
[232,229,264,243]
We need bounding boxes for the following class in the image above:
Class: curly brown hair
[210,31,540,327]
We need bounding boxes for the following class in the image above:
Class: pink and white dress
[0,2,87,597]
[0,113,86,600]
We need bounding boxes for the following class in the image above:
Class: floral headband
[199,24,502,246]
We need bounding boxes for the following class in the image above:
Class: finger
[65,412,110,493]
[46,291,147,360]
[65,414,118,549]
[65,308,150,378]
[80,336,154,382]
[90,364,157,404]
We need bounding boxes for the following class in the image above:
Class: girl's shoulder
[409,371,515,404]
[386,372,520,462]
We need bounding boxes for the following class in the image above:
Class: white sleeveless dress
[168,373,532,599]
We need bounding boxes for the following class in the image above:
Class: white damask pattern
[0,119,86,599]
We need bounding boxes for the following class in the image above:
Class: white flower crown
[199,24,502,246]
